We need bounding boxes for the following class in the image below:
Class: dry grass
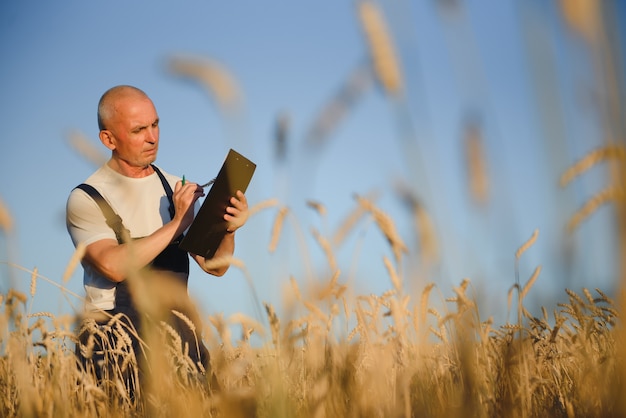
[0,204,624,418]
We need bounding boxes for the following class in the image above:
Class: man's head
[97,85,160,173]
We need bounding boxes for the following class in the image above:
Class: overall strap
[75,183,129,244]
[151,165,175,220]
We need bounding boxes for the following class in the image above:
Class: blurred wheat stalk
[167,55,242,112]
[357,0,403,97]
[0,197,13,233]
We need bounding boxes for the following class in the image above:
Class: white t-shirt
[66,163,181,311]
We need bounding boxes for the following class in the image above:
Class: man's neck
[107,158,154,178]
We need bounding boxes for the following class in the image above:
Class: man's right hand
[173,180,204,232]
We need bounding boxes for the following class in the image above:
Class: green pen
[182,175,185,186]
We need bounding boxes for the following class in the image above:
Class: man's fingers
[230,191,248,209]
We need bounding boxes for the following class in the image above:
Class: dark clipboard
[179,149,256,259]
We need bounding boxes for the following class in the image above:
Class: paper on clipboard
[179,149,256,259]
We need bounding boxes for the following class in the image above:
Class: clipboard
[179,149,256,259]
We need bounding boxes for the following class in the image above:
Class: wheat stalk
[209,312,233,350]
[311,227,336,273]
[419,283,435,333]
[515,229,539,260]
[304,301,328,324]
[167,55,242,110]
[66,130,108,167]
[558,0,603,43]
[269,206,289,253]
[8,289,27,304]
[560,145,626,187]
[567,186,624,232]
[27,311,55,319]
[357,0,403,96]
[464,121,489,205]
[203,255,245,271]
[0,196,13,232]
[264,303,280,350]
[229,312,266,338]
[317,269,341,301]
[355,194,407,265]
[332,200,368,248]
[290,276,303,303]
[249,198,280,217]
[171,310,197,333]
[305,62,373,146]
[63,242,86,283]
[306,200,327,217]
[413,201,439,265]
[29,267,38,298]
[383,256,402,294]
[521,265,542,300]
[160,321,183,352]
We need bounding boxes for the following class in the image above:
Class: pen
[182,175,185,186]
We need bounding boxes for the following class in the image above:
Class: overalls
[74,166,210,396]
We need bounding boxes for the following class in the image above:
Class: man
[66,85,248,393]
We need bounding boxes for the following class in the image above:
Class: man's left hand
[224,190,249,233]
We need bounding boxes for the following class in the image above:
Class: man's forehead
[114,95,155,114]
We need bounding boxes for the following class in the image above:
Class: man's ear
[99,130,116,151]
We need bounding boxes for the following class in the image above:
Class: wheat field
[0,196,625,417]
[2,1,626,417]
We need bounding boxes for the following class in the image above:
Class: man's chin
[144,154,157,165]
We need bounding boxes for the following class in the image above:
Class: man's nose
[146,127,158,143]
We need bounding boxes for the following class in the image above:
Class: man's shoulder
[70,165,108,191]
[84,164,113,185]
[67,165,110,205]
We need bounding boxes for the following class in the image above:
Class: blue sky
[1,0,624,332]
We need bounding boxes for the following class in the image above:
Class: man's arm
[83,181,204,283]
[191,190,249,276]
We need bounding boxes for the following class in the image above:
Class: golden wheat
[464,121,490,205]
[413,200,439,266]
[355,194,408,265]
[268,206,289,253]
[29,267,38,298]
[558,0,603,43]
[66,131,108,167]
[567,185,624,232]
[305,200,327,217]
[62,242,86,283]
[515,228,539,260]
[202,255,245,271]
[331,199,368,248]
[316,269,341,301]
[0,196,13,233]
[248,198,279,217]
[560,145,626,187]
[167,55,242,110]
[521,265,541,300]
[357,0,403,96]
[310,227,337,274]
[305,62,373,146]
[0,278,623,418]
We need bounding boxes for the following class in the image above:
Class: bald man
[66,85,246,393]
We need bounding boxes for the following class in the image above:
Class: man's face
[102,94,160,168]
